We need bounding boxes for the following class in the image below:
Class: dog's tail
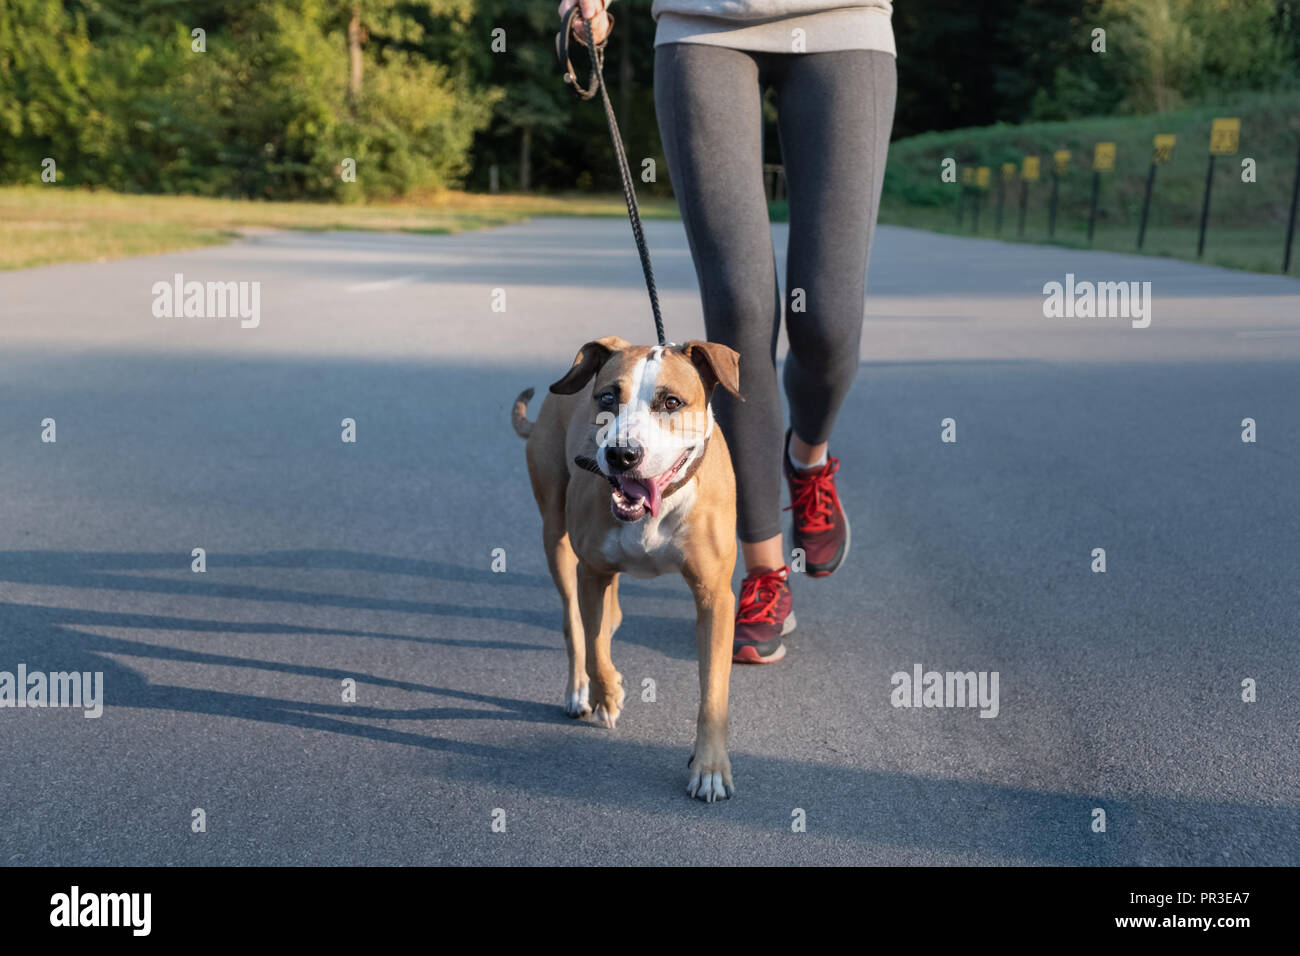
[511,387,535,439]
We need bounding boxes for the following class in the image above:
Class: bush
[0,0,496,200]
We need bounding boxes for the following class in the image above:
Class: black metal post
[1018,180,1029,237]
[972,189,982,233]
[1087,170,1101,243]
[1283,141,1300,273]
[996,177,1006,234]
[1197,154,1216,258]
[1048,171,1060,238]
[1137,162,1157,250]
[957,187,964,229]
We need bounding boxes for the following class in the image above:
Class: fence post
[1196,154,1216,258]
[1137,162,1157,250]
[1283,141,1300,273]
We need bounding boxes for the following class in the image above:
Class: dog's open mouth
[610,449,691,523]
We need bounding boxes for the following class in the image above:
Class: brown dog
[512,337,742,801]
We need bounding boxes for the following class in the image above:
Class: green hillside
[879,93,1300,274]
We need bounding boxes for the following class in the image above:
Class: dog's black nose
[606,442,643,472]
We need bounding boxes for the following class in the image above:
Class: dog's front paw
[590,673,624,729]
[563,681,591,718]
[686,748,734,803]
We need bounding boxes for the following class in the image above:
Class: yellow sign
[1093,142,1116,172]
[1210,117,1239,155]
[1001,162,1017,181]
[976,166,991,189]
[1022,156,1041,181]
[1152,134,1176,165]
[1054,150,1071,174]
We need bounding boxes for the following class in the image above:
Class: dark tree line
[2,0,1294,198]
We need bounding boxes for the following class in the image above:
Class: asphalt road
[2,218,1298,865]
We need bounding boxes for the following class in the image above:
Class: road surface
[2,218,1298,864]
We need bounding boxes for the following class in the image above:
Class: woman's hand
[558,0,612,46]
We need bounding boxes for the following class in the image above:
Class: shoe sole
[732,612,796,664]
[806,508,850,578]
[734,641,787,664]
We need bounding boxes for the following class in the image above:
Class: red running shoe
[733,565,795,664]
[783,429,850,577]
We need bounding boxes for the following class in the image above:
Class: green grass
[11,102,1300,276]
[880,91,1300,275]
[0,186,679,270]
[881,199,1293,275]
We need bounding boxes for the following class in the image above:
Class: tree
[1098,0,1295,112]
[0,0,497,198]
[0,0,93,183]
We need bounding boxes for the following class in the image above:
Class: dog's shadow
[5,548,1298,864]
[0,547,698,749]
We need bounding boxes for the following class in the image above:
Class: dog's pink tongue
[617,475,669,518]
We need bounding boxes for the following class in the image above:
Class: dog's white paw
[563,683,591,718]
[592,703,619,729]
[686,751,734,803]
[591,678,625,729]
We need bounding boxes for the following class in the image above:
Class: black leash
[556,7,667,348]
[575,454,618,487]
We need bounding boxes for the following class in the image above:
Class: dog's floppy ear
[549,335,630,394]
[683,340,743,401]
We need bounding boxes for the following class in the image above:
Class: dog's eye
[664,396,683,411]
[597,390,617,409]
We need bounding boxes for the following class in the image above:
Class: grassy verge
[879,201,1290,275]
[879,91,1300,275]
[12,105,1300,277]
[0,187,680,270]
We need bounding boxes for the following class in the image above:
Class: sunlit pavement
[2,219,1298,864]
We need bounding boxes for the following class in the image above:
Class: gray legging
[654,42,896,543]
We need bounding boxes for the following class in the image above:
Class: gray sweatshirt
[646,1,895,54]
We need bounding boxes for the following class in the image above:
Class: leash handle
[555,7,667,348]
[556,6,610,100]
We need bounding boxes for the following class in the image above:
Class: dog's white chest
[601,483,695,579]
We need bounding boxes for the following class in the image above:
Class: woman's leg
[654,43,785,563]
[775,50,897,448]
